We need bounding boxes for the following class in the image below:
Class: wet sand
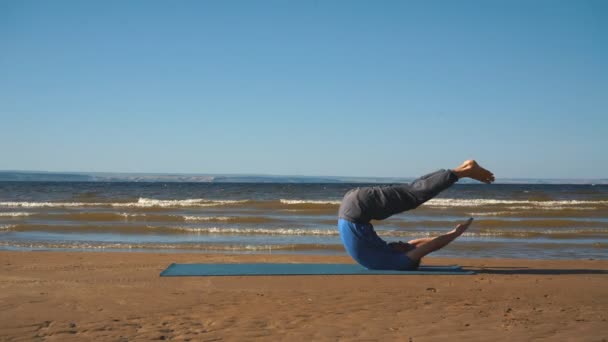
[0,251,606,341]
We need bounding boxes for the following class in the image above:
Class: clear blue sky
[1,0,606,179]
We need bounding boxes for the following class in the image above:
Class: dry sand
[0,251,607,341]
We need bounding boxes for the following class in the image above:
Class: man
[338,160,495,270]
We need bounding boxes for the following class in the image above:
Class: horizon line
[0,169,606,183]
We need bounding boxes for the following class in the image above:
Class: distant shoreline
[0,170,606,184]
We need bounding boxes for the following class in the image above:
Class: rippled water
[1,182,606,259]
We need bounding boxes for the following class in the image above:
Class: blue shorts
[338,218,419,270]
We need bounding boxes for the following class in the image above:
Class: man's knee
[388,241,415,253]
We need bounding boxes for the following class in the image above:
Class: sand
[0,251,606,341]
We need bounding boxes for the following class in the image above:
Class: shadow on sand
[470,267,608,275]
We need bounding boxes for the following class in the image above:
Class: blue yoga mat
[160,263,475,276]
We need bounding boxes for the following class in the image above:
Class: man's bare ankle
[452,160,478,179]
[452,163,471,179]
[452,168,467,179]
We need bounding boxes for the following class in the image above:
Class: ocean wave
[21,212,183,222]
[6,223,338,236]
[48,212,157,222]
[393,219,608,229]
[4,221,608,240]
[0,198,249,209]
[0,212,32,217]
[505,206,598,210]
[380,228,608,239]
[182,216,280,224]
[0,240,344,252]
[466,209,608,218]
[0,209,284,225]
[471,228,608,238]
[170,226,338,236]
[131,198,248,207]
[2,197,606,210]
[468,211,519,216]
[279,199,342,205]
[183,216,233,221]
[0,198,332,210]
[0,201,98,208]
[425,198,608,208]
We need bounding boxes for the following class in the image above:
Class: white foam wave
[120,214,235,221]
[380,228,608,238]
[171,227,437,237]
[118,213,148,219]
[467,211,517,216]
[279,199,341,205]
[505,206,597,211]
[0,201,97,208]
[0,224,15,230]
[467,228,608,237]
[1,197,604,210]
[131,198,247,207]
[0,198,248,209]
[183,216,233,222]
[467,208,596,216]
[169,226,338,236]
[0,241,334,252]
[381,231,434,237]
[0,212,32,217]
[425,199,608,208]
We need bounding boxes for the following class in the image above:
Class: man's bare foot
[452,160,495,184]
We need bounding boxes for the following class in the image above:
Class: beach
[1,251,606,341]
[1,181,607,340]
[3,0,606,340]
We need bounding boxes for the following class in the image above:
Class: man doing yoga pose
[338,160,495,270]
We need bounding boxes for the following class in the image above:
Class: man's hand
[453,217,474,236]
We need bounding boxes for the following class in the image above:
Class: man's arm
[405,218,473,261]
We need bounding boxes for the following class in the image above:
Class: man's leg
[399,161,494,261]
[339,160,494,223]
[405,218,473,261]
[376,160,495,219]
[407,237,435,248]
[398,159,495,207]
[389,233,465,254]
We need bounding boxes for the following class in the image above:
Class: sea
[0,181,607,259]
